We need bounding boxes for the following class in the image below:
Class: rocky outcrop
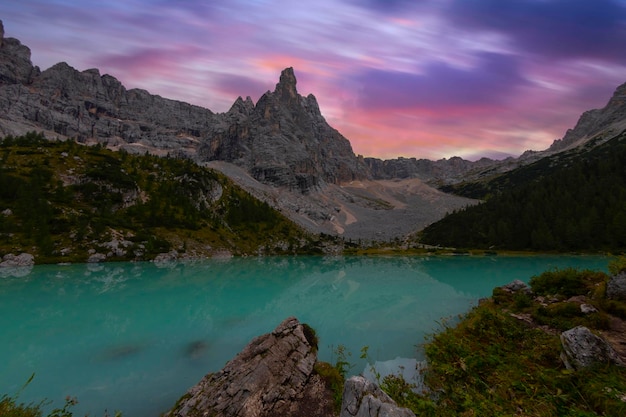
[606,272,626,301]
[198,67,369,192]
[500,279,531,294]
[0,47,213,158]
[166,317,336,417]
[364,155,501,185]
[550,81,626,152]
[560,326,624,370]
[340,376,415,417]
[0,252,35,267]
[0,21,40,86]
[0,253,35,278]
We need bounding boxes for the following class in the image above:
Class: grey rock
[0,252,35,267]
[340,376,415,417]
[560,326,624,370]
[580,303,598,314]
[0,253,34,278]
[550,82,626,152]
[153,251,178,266]
[87,253,107,263]
[606,272,626,301]
[500,279,531,294]
[166,317,335,417]
[198,67,370,192]
[364,155,502,186]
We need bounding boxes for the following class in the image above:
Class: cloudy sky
[1,0,625,160]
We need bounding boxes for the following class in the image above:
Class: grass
[0,375,121,417]
[379,266,626,416]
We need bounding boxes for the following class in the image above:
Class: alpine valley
[1,19,625,263]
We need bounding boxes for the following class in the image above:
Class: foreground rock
[166,317,335,417]
[560,325,624,370]
[606,272,626,301]
[0,252,34,267]
[340,376,415,417]
[0,252,34,278]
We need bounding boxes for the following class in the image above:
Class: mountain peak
[274,67,298,101]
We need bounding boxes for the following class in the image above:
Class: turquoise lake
[0,255,610,416]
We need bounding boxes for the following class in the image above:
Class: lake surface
[0,255,609,416]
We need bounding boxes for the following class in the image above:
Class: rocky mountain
[0,20,476,241]
[549,81,626,152]
[365,80,626,188]
[198,67,370,192]
[0,20,366,194]
[4,18,624,242]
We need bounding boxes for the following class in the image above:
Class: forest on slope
[0,132,329,264]
[419,131,626,251]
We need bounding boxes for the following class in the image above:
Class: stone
[606,272,626,301]
[560,326,624,370]
[340,376,415,417]
[0,253,34,278]
[166,317,335,417]
[580,303,598,314]
[0,252,35,267]
[500,279,531,294]
[87,253,106,263]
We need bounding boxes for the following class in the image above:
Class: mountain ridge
[0,19,477,240]
[1,19,625,242]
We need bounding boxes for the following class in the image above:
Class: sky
[1,1,625,161]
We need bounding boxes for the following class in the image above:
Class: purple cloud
[353,52,528,111]
[214,73,274,103]
[446,0,626,63]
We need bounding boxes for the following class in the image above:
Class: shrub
[529,268,606,297]
[608,256,626,275]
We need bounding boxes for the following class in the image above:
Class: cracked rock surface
[166,317,335,417]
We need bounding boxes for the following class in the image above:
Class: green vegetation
[378,266,626,416]
[0,375,120,417]
[0,132,330,263]
[314,344,353,412]
[420,132,626,251]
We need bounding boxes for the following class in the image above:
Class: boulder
[0,252,34,267]
[500,279,531,294]
[560,326,624,370]
[606,272,626,301]
[340,376,415,417]
[166,317,335,417]
[87,253,107,263]
[0,252,34,278]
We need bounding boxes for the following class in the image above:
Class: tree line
[420,133,626,251]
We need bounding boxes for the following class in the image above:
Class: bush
[608,256,626,275]
[529,268,606,298]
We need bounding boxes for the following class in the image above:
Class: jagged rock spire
[0,20,5,47]
[275,67,298,102]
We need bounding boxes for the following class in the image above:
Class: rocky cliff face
[550,81,626,152]
[166,317,336,417]
[0,22,368,193]
[0,21,478,239]
[198,67,370,192]
[364,155,503,185]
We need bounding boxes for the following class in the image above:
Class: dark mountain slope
[419,130,626,251]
